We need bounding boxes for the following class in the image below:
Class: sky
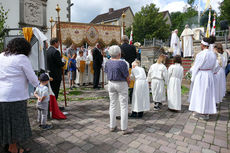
[71,0,223,23]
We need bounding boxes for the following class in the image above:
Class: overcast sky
[71,0,223,23]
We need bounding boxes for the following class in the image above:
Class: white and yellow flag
[204,0,211,10]
[205,8,211,38]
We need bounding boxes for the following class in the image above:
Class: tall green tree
[0,5,8,52]
[171,7,198,36]
[219,0,230,23]
[132,3,170,44]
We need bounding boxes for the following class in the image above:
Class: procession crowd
[0,31,229,152]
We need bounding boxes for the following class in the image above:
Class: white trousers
[108,81,128,130]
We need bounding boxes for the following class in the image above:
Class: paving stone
[220,148,230,153]
[128,141,141,149]
[138,144,155,153]
[202,149,216,153]
[57,142,74,151]
[159,146,176,153]
[81,143,94,151]
[176,145,190,153]
[18,83,230,153]
[213,138,228,148]
[67,146,82,153]
[57,131,72,139]
[191,135,202,141]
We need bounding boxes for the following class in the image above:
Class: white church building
[0,0,70,41]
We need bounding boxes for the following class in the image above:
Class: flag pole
[198,0,200,26]
[56,4,67,107]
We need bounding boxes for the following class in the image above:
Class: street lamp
[122,12,126,35]
[49,16,54,38]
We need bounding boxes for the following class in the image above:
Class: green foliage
[0,5,8,52]
[171,8,198,36]
[187,0,195,7]
[219,0,230,23]
[181,85,189,95]
[133,3,171,44]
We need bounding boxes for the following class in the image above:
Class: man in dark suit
[120,35,137,104]
[47,38,65,99]
[92,43,103,89]
[120,35,137,68]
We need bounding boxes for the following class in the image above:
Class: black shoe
[153,106,160,110]
[129,112,137,118]
[137,112,143,118]
[41,124,53,130]
[116,116,121,120]
[59,107,65,111]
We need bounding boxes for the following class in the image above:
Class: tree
[0,5,8,52]
[171,8,198,36]
[132,3,170,44]
[219,0,230,23]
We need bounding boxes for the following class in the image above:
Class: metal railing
[144,38,169,47]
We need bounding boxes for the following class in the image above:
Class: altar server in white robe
[214,44,226,102]
[189,37,217,120]
[180,24,194,57]
[86,48,93,85]
[129,60,150,118]
[147,54,168,110]
[167,55,184,111]
[76,50,86,86]
[171,29,180,56]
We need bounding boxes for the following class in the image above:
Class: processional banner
[52,22,121,47]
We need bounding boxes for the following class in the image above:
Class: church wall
[0,0,68,41]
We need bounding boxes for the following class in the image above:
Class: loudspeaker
[220,20,229,30]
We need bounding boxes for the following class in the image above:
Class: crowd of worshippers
[104,36,230,134]
[42,34,230,135]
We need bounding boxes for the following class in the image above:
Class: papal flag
[211,13,216,36]
[129,30,133,44]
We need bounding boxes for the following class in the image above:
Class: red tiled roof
[90,6,131,24]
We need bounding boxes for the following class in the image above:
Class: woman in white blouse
[0,38,39,153]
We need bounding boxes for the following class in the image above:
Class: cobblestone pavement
[1,87,230,153]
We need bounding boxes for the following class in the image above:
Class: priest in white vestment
[189,38,217,120]
[170,29,180,56]
[167,56,184,111]
[180,25,194,57]
[129,60,150,118]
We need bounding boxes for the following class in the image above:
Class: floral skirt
[0,100,32,145]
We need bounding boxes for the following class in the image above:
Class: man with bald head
[120,35,137,68]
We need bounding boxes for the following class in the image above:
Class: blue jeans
[225,64,230,76]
